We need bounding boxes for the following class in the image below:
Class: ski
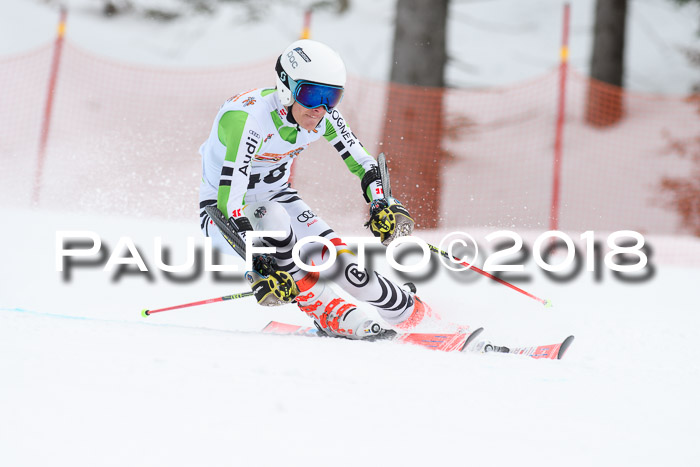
[262,320,484,353]
[474,335,575,360]
[262,321,575,359]
[510,335,575,360]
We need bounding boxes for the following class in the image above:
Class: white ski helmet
[275,39,347,109]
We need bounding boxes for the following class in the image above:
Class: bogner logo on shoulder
[239,131,259,176]
[330,109,357,147]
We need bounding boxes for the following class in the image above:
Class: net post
[549,3,570,232]
[33,6,68,206]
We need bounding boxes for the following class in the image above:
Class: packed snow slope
[1,209,699,466]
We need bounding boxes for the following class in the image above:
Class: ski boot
[380,282,438,331]
[297,277,391,340]
[311,319,396,341]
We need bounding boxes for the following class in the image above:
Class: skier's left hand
[245,255,299,307]
[365,197,415,246]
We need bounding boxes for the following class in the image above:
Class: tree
[660,128,700,236]
[672,0,700,34]
[382,0,449,228]
[660,0,700,236]
[586,0,628,126]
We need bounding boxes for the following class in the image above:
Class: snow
[2,0,700,466]
[2,209,700,466]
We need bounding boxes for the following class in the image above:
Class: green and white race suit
[198,87,384,222]
[198,87,424,334]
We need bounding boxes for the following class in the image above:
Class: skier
[198,39,434,339]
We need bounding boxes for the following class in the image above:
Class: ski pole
[426,243,552,307]
[141,291,254,317]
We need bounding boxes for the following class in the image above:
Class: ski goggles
[290,79,344,112]
[276,55,344,112]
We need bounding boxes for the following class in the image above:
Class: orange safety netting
[1,41,698,248]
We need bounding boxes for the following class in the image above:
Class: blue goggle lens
[293,81,344,112]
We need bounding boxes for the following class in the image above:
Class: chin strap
[285,104,325,132]
[285,105,301,131]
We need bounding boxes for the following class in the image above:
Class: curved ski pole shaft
[204,205,247,260]
[141,291,254,317]
[426,243,551,307]
[377,152,392,197]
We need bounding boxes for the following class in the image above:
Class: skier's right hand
[245,255,299,307]
[231,216,254,244]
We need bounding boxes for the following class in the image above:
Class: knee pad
[244,201,296,252]
[245,201,291,231]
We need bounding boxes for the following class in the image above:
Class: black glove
[365,197,415,246]
[232,216,253,244]
[244,254,299,307]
